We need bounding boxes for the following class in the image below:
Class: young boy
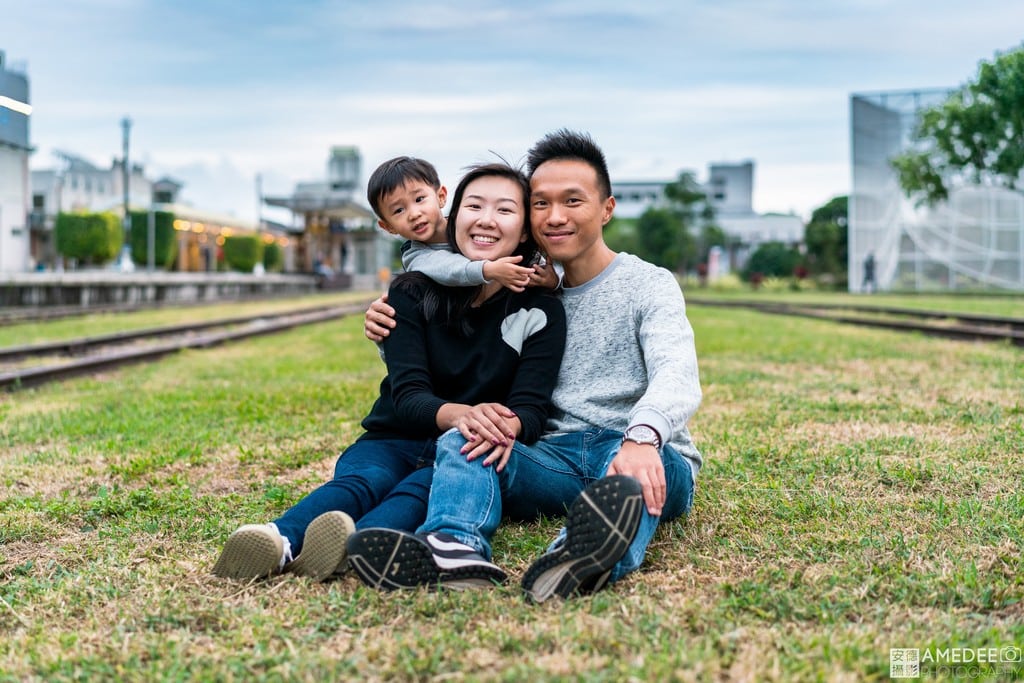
[366,156,557,290]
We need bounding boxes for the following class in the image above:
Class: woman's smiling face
[453,175,528,261]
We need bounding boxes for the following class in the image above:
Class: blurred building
[30,151,151,268]
[850,88,1024,292]
[706,161,803,271]
[0,50,31,272]
[31,153,284,272]
[264,146,387,289]
[611,161,803,272]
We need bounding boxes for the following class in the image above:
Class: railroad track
[0,292,315,325]
[686,298,1024,347]
[0,300,374,391]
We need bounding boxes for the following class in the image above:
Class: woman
[213,163,566,581]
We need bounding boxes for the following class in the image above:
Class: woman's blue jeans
[273,436,435,555]
[419,428,694,583]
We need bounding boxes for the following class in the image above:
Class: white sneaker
[286,511,356,581]
[212,524,285,580]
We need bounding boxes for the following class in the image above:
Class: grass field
[1,292,1022,681]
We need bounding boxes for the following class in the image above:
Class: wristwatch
[622,424,662,449]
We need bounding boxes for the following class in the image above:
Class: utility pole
[119,116,134,271]
[255,173,264,232]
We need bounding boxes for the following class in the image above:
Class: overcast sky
[4,0,1023,223]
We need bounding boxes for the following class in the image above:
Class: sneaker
[212,524,284,580]
[347,529,507,591]
[286,511,356,581]
[521,475,643,602]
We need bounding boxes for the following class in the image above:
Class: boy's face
[377,180,448,242]
[529,159,614,266]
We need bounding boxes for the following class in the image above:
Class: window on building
[33,194,45,209]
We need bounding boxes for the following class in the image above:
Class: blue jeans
[274,437,435,555]
[419,428,695,583]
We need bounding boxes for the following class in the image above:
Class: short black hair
[366,156,441,218]
[526,129,612,199]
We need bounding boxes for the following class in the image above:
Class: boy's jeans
[419,428,695,583]
[274,436,435,555]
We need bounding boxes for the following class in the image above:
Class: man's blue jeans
[419,428,695,583]
[274,436,435,555]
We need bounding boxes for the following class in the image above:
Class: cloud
[9,0,1024,225]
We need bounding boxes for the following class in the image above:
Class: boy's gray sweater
[546,253,703,475]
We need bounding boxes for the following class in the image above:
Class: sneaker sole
[212,526,281,580]
[287,511,356,582]
[521,475,643,602]
[347,529,506,591]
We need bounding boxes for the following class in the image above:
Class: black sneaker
[347,528,507,591]
[521,475,643,602]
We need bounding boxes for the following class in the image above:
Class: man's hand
[482,256,532,293]
[364,294,396,342]
[606,442,666,515]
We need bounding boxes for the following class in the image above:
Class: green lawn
[1,295,1021,681]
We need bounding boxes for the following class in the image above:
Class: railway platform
[0,271,323,308]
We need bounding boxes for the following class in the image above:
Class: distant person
[862,252,876,293]
[212,161,566,582]
[350,130,702,601]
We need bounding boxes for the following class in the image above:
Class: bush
[55,212,122,265]
[129,210,178,269]
[262,240,283,272]
[222,235,264,272]
[742,241,801,281]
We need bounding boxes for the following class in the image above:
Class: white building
[0,50,31,272]
[611,160,803,271]
[708,161,803,269]
[850,88,1024,292]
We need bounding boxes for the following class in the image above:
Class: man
[351,129,703,601]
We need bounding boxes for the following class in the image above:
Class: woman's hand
[455,403,521,471]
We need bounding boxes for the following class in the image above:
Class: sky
[3,0,1023,225]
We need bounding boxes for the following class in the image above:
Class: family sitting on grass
[213,129,703,602]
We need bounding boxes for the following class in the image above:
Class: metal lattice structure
[849,89,1024,292]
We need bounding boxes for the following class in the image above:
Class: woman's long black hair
[392,162,539,336]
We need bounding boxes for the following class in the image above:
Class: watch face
[626,425,658,444]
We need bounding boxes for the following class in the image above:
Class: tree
[627,171,715,273]
[603,216,639,255]
[697,223,728,263]
[54,212,122,266]
[129,210,178,269]
[742,241,801,281]
[222,235,264,272]
[891,45,1024,205]
[803,195,848,286]
[634,208,689,270]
